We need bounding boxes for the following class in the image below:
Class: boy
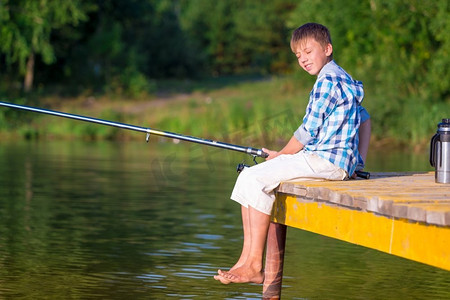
[214,23,367,284]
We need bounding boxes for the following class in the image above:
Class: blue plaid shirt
[294,60,364,176]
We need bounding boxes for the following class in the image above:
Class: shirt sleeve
[294,77,338,145]
[359,106,370,123]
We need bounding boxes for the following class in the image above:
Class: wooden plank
[277,172,450,226]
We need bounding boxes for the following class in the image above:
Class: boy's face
[293,38,332,76]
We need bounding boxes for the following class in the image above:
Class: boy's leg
[214,205,250,284]
[215,206,250,276]
[231,206,251,270]
[218,206,270,284]
[215,151,346,284]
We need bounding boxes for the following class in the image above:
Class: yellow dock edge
[272,194,450,271]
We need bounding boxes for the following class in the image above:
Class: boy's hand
[262,148,278,160]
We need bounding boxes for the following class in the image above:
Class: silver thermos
[430,118,450,183]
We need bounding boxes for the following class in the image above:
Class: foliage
[0,0,448,144]
[179,0,294,75]
[0,0,90,91]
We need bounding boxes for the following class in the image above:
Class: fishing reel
[236,162,250,173]
[236,155,259,173]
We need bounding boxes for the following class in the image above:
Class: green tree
[60,0,200,96]
[0,0,89,92]
[232,0,295,74]
[180,0,294,75]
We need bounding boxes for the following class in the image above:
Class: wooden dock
[263,172,450,299]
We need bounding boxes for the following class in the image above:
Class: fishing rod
[0,101,268,160]
[0,101,370,178]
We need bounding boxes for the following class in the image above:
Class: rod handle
[248,148,269,158]
[355,170,370,179]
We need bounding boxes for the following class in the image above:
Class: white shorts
[230,151,347,215]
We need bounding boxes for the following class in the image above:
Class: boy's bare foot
[213,259,246,284]
[213,270,232,284]
[214,267,264,284]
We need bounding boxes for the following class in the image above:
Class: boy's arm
[358,118,371,163]
[263,136,304,160]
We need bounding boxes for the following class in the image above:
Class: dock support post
[263,222,287,299]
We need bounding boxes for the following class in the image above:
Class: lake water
[0,140,448,299]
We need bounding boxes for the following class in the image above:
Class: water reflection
[0,141,448,299]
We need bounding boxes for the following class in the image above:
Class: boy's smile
[294,38,333,76]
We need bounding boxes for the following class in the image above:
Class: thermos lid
[438,119,450,132]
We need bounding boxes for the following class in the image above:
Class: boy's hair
[290,23,333,57]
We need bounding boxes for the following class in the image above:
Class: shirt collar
[318,60,341,78]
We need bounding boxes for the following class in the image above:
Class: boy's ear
[325,43,333,57]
